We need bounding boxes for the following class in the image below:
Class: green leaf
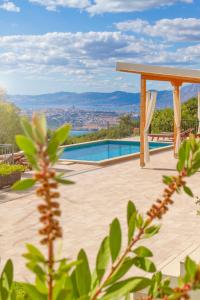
[144,225,160,238]
[25,244,45,263]
[124,293,131,300]
[185,256,197,280]
[12,179,36,191]
[35,277,48,295]
[133,246,153,258]
[47,125,71,160]
[177,141,187,172]
[105,257,135,286]
[136,214,143,229]
[55,289,72,300]
[23,284,46,300]
[75,249,91,296]
[128,213,136,244]
[1,259,13,289]
[21,118,34,139]
[26,154,39,170]
[127,201,136,225]
[55,124,71,144]
[96,237,110,283]
[53,273,73,300]
[109,218,122,263]
[163,176,173,185]
[33,127,46,145]
[183,186,194,197]
[47,138,59,158]
[39,114,47,137]
[1,287,8,300]
[56,289,69,300]
[102,277,151,300]
[15,135,36,155]
[132,257,156,273]
[55,177,74,185]
[71,270,79,298]
[26,262,46,282]
[32,113,47,144]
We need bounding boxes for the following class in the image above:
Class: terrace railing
[0,144,14,164]
[181,119,199,133]
[132,119,200,135]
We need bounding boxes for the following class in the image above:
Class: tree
[151,108,173,133]
[182,97,197,120]
[151,97,199,133]
[0,94,22,147]
[119,114,135,136]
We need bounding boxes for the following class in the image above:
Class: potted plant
[0,164,25,189]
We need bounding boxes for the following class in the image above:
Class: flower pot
[0,172,22,189]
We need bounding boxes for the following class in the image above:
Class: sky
[0,0,200,94]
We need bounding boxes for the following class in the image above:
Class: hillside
[8,83,200,112]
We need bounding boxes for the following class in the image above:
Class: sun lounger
[148,132,173,141]
[148,128,194,141]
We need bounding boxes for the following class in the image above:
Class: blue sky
[0,0,200,94]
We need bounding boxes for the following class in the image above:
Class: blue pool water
[61,140,170,162]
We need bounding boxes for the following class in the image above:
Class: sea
[70,130,91,137]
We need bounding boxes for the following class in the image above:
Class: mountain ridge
[8,83,200,112]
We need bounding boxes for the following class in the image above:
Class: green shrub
[0,164,25,175]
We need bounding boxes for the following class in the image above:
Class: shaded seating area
[117,62,200,166]
[148,128,194,141]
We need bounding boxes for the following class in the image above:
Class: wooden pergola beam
[116,62,200,84]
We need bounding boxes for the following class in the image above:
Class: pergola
[116,62,200,167]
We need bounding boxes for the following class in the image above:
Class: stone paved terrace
[0,148,200,281]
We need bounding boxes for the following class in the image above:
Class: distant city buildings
[22,106,136,130]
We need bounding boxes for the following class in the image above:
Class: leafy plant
[0,164,25,176]
[2,113,199,300]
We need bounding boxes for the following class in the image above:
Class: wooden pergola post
[140,75,146,167]
[172,82,182,157]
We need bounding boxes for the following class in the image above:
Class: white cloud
[0,31,164,76]
[26,0,193,13]
[28,0,90,10]
[1,31,200,94]
[116,18,200,42]
[0,1,20,12]
[87,0,192,15]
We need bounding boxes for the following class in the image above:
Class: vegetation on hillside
[65,114,137,144]
[0,114,199,300]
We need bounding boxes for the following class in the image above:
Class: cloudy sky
[0,0,200,94]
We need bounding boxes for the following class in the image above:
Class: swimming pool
[60,140,172,165]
